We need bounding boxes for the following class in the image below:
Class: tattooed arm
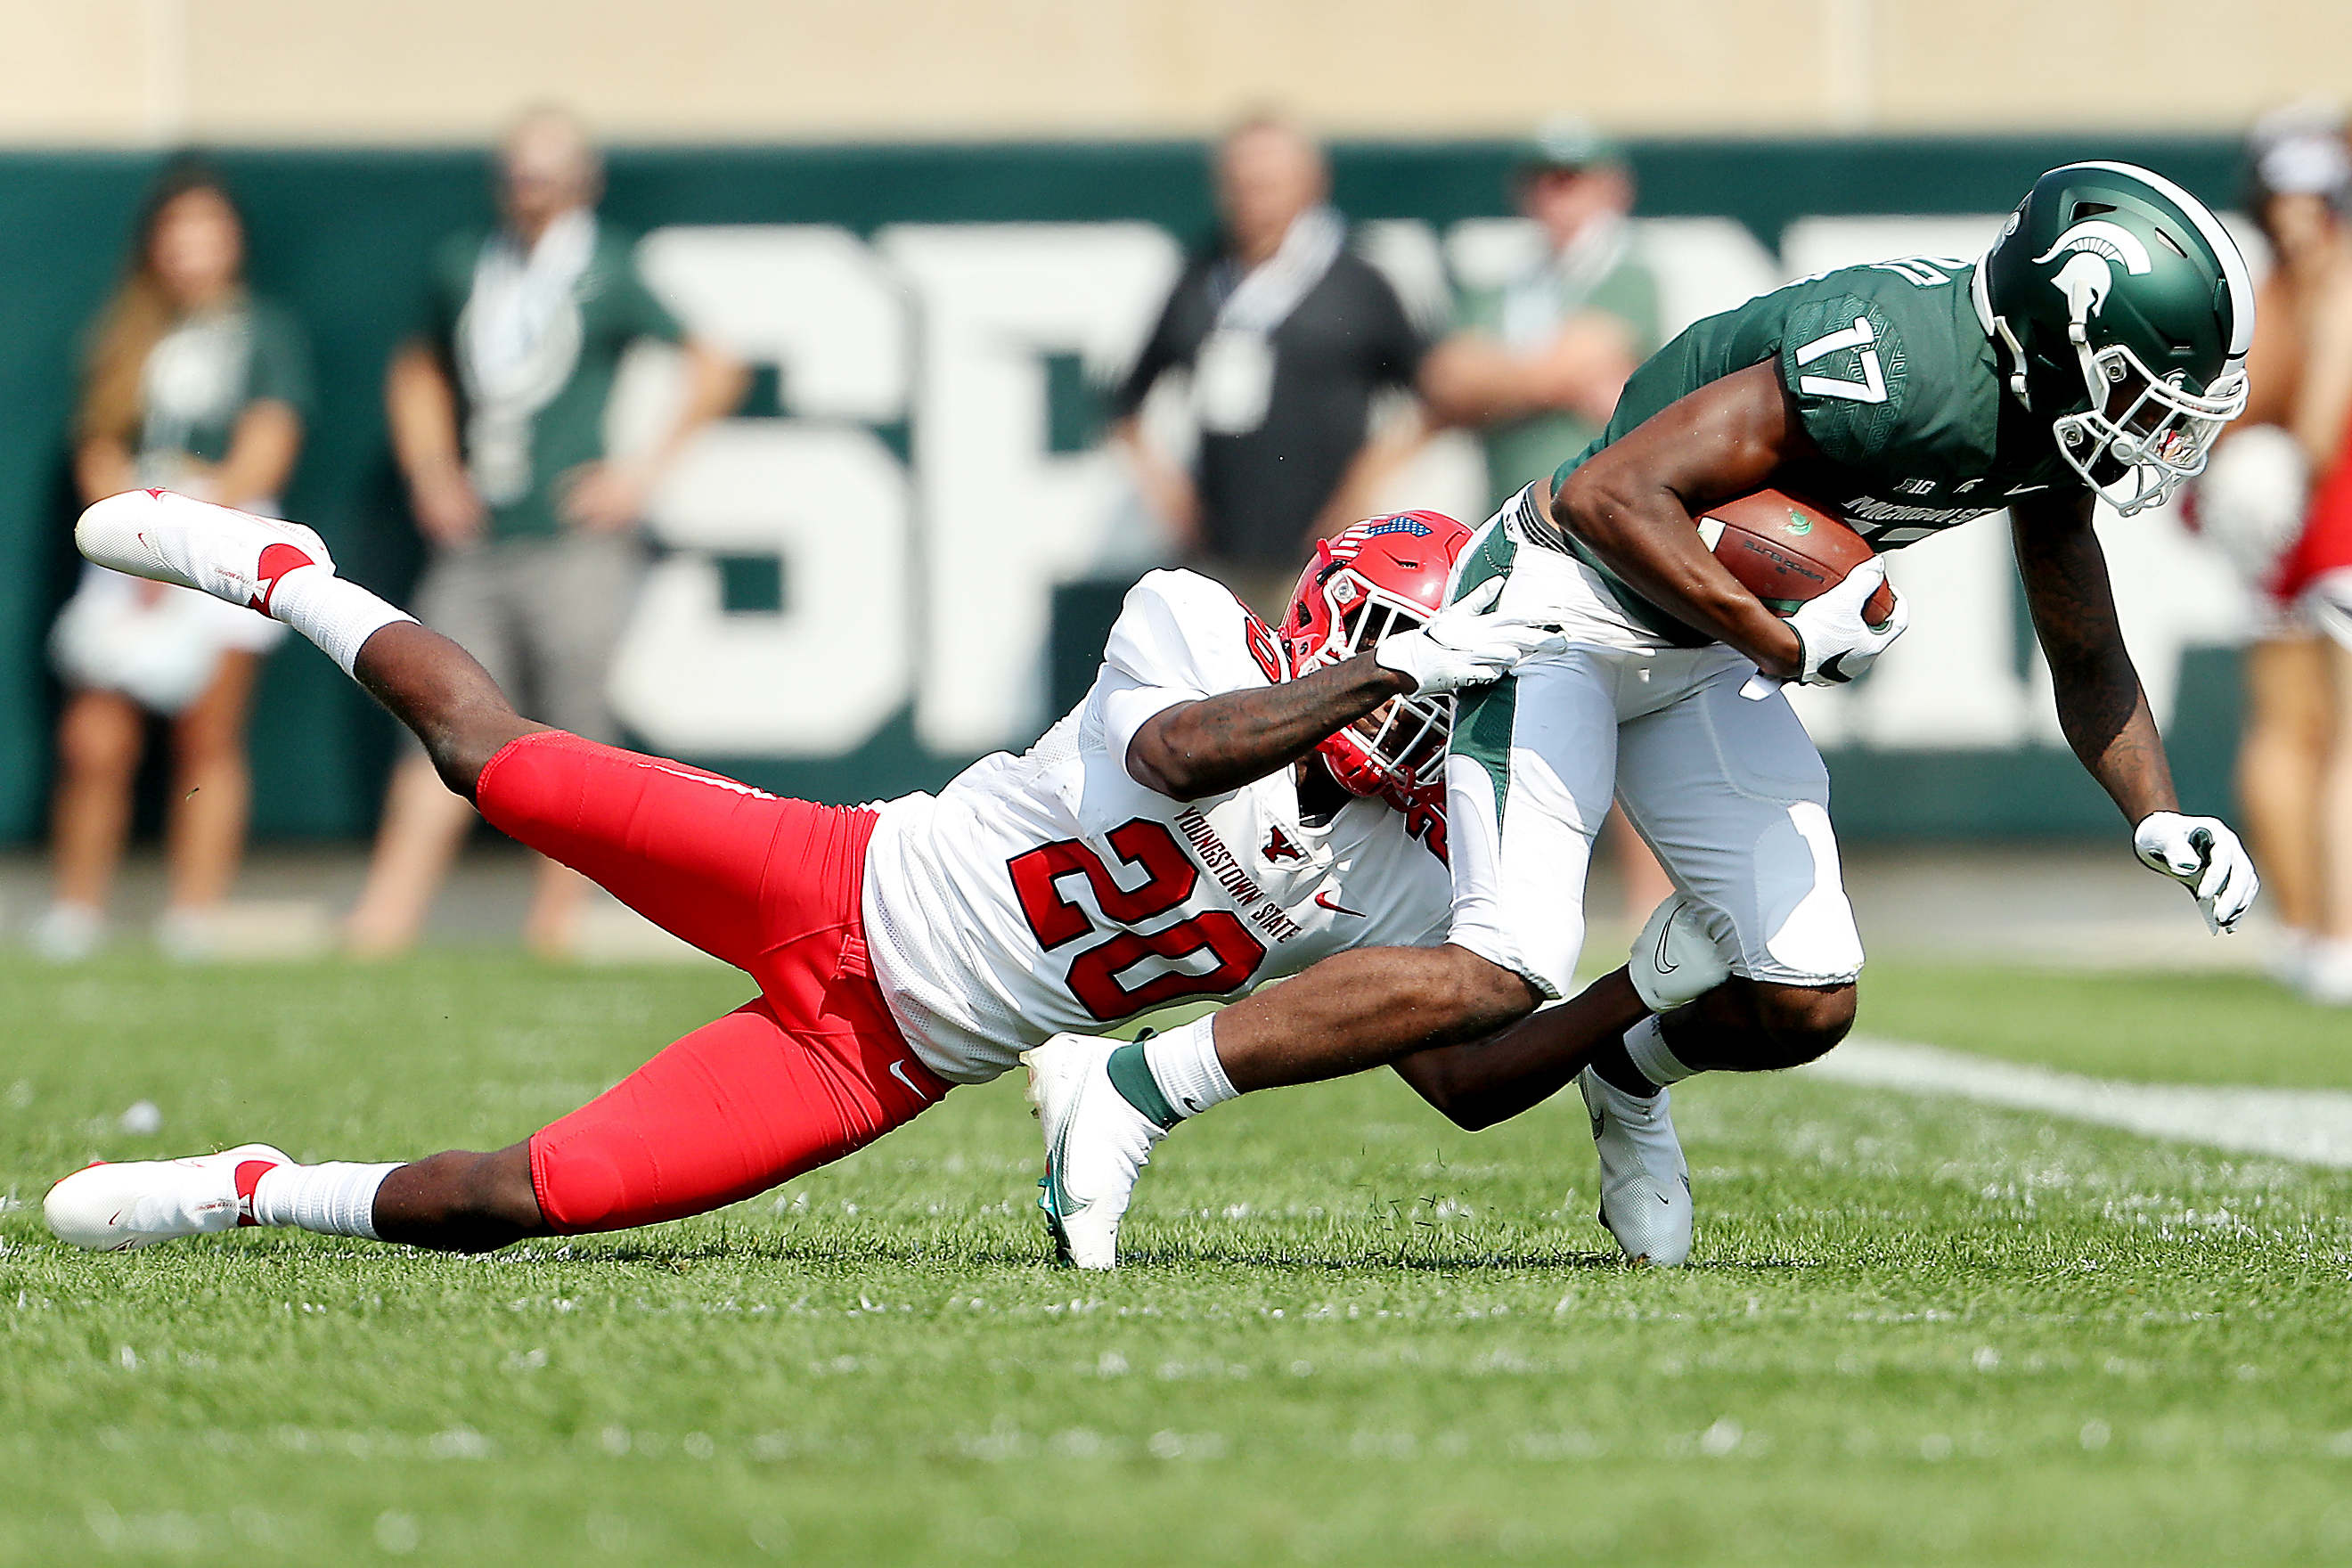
[1125,655,1410,800]
[2012,493,2180,823]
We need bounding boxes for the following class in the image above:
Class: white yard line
[1806,1038,2352,1170]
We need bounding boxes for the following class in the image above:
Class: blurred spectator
[1420,118,1670,928]
[1420,118,1661,512]
[36,163,311,962]
[2200,104,2352,1003]
[1110,114,1431,615]
[347,107,744,957]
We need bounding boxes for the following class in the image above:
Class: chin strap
[1970,254,2034,409]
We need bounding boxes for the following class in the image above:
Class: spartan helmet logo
[2032,219,2155,329]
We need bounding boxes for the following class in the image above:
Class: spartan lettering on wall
[603,213,2259,761]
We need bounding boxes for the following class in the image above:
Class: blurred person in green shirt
[348,107,744,958]
[1424,119,1662,513]
[38,163,312,962]
[1421,120,1670,925]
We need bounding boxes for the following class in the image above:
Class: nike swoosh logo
[1651,917,1678,975]
[887,1059,929,1100]
[1045,1087,1088,1218]
[1314,892,1366,918]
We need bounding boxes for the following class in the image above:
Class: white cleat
[1629,893,1731,1013]
[1022,1033,1166,1270]
[76,488,332,617]
[1579,1068,1693,1267]
[45,1143,290,1252]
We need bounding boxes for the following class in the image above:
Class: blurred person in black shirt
[1110,115,1429,614]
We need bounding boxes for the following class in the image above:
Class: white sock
[266,568,415,678]
[1142,1017,1238,1120]
[1621,1014,1695,1090]
[249,1161,399,1239]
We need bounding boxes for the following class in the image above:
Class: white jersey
[862,570,1453,1083]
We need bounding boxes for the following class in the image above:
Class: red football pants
[473,730,951,1233]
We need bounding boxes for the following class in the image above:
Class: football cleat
[1578,1068,1692,1267]
[1022,1033,1165,1270]
[44,1143,290,1252]
[76,488,332,617]
[1628,894,1731,1013]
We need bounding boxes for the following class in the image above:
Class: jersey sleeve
[1089,568,1284,781]
[612,244,688,346]
[1108,256,1212,420]
[1776,290,1913,469]
[1352,259,1431,387]
[244,301,315,422]
[415,232,477,352]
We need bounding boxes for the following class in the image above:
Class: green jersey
[1536,257,2083,644]
[1455,222,1662,513]
[129,295,312,482]
[422,214,685,541]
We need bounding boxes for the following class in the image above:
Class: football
[1697,488,1895,627]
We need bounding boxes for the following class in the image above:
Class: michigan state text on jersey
[1027,160,2264,1272]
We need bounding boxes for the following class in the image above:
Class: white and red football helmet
[1279,510,1476,809]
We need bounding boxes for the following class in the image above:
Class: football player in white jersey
[44,492,1585,1255]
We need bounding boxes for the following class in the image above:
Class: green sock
[1106,1040,1180,1130]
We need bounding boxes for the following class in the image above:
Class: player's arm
[1127,582,1567,800]
[1126,654,1412,800]
[2011,493,2177,822]
[2013,492,2258,931]
[1549,362,1812,679]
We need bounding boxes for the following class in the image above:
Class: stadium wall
[0,135,2250,845]
[2,0,2345,142]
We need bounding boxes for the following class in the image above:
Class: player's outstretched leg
[48,994,951,1255]
[76,488,539,800]
[43,1143,541,1254]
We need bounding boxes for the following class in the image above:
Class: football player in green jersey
[1025,161,2264,1270]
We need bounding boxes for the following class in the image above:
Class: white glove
[1790,558,1908,685]
[1374,577,1569,696]
[1737,559,1909,700]
[2133,811,2259,934]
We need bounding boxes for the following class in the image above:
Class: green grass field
[4,954,2350,1566]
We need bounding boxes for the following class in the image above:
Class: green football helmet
[1975,160,2254,514]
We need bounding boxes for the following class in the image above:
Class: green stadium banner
[0,135,2247,844]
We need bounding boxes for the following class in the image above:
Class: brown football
[1697,488,1895,628]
